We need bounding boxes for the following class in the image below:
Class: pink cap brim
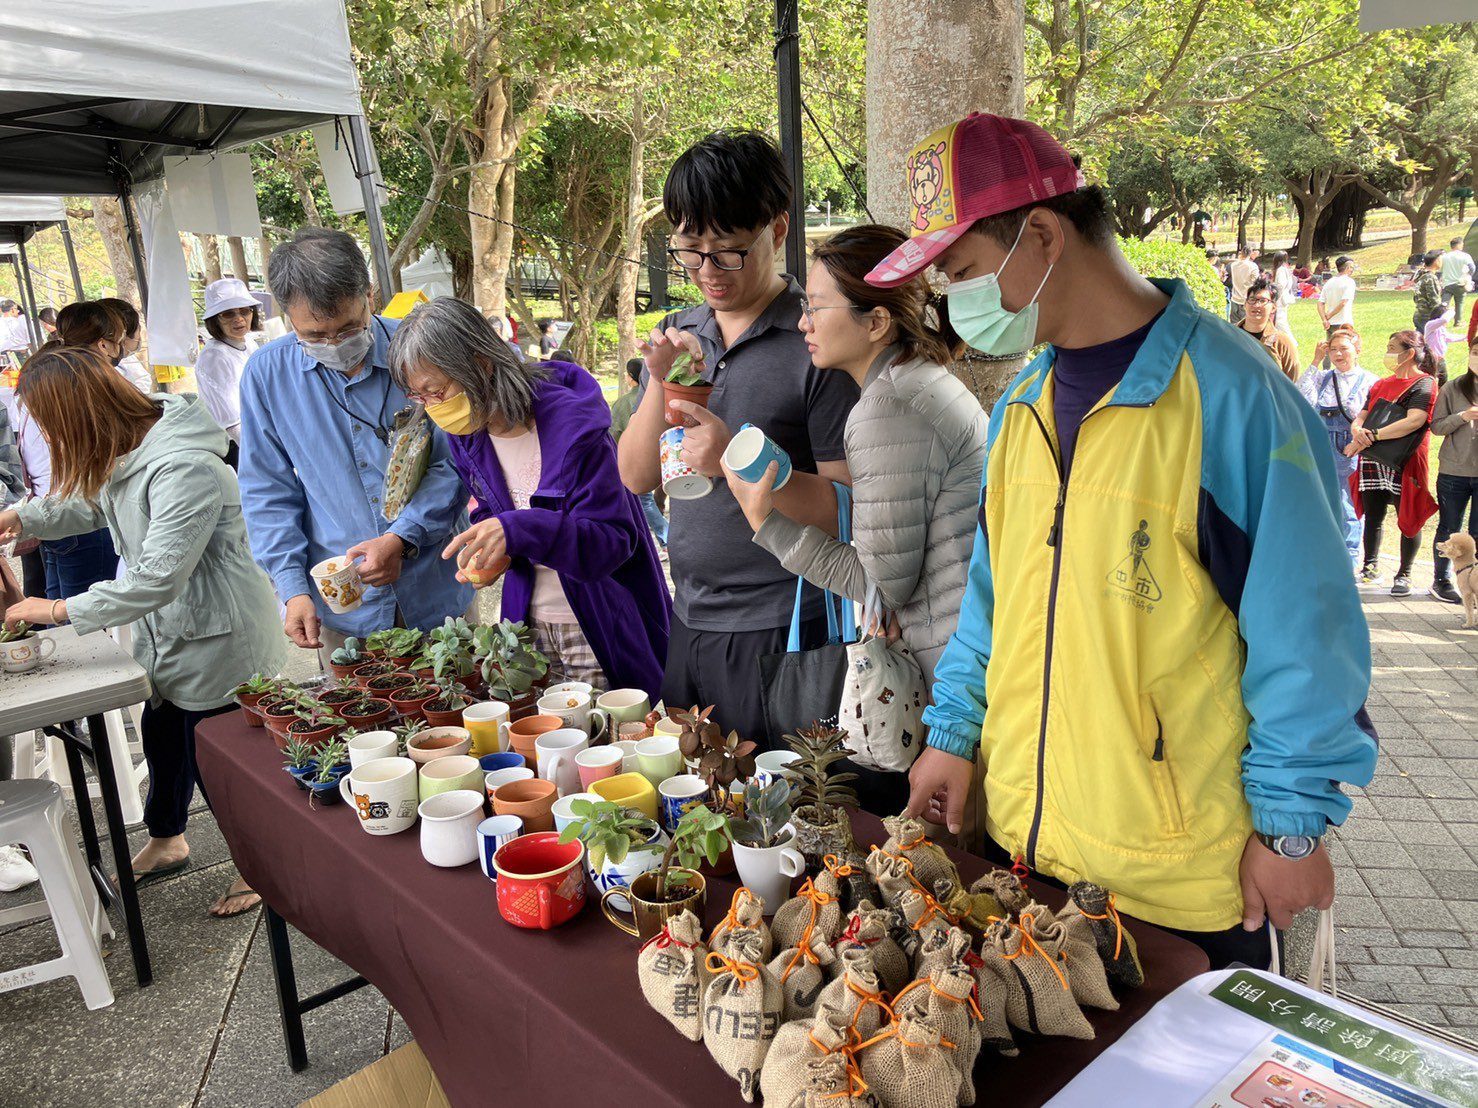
[864,223,974,287]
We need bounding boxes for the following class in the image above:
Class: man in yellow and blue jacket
[869,113,1377,969]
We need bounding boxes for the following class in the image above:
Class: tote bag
[757,484,856,747]
[836,626,928,773]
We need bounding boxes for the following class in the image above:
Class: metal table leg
[264,904,370,1073]
[86,713,151,987]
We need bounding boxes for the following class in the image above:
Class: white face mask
[299,326,373,374]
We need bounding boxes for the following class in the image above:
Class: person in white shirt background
[1228,244,1261,325]
[1439,236,1475,319]
[1319,255,1358,337]
[0,300,32,367]
[192,278,259,469]
[1271,249,1297,348]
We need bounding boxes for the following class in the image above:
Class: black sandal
[208,882,261,918]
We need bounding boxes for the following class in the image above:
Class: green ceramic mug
[418,755,487,804]
[596,688,652,731]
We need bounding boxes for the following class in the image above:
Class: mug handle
[588,710,608,742]
[537,884,553,930]
[545,752,566,784]
[340,776,355,806]
[778,847,806,879]
[498,721,510,753]
[37,637,56,660]
[600,886,640,936]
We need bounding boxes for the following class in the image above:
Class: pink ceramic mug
[575,746,623,790]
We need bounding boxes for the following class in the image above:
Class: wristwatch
[1257,832,1319,860]
[397,536,419,560]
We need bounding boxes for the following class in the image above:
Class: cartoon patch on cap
[906,123,957,234]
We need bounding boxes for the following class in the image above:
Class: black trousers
[977,837,1275,971]
[141,700,234,839]
[19,547,46,598]
[1361,488,1420,576]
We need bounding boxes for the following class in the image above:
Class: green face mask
[425,391,476,435]
[943,215,1055,357]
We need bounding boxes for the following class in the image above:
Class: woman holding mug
[1,347,284,916]
[387,297,670,697]
[1346,330,1439,595]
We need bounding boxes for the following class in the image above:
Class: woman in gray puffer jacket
[722,225,986,686]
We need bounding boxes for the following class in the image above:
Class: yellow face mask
[424,391,476,435]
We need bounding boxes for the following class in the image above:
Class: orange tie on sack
[1078,894,1126,960]
[705,951,759,989]
[782,878,839,982]
[715,887,761,940]
[993,912,1069,991]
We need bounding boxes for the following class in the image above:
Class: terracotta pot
[388,653,419,670]
[505,714,563,763]
[422,699,468,728]
[492,777,559,833]
[455,672,485,698]
[366,673,416,697]
[407,726,472,765]
[319,688,361,707]
[284,720,340,749]
[259,701,300,740]
[413,666,436,682]
[389,687,438,720]
[327,660,360,681]
[353,662,399,689]
[600,868,706,942]
[235,693,266,728]
[342,699,394,729]
[663,380,713,427]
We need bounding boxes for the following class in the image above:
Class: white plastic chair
[0,779,114,1009]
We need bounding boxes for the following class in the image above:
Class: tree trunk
[867,0,1026,409]
[92,197,141,305]
[1311,183,1375,258]
[227,236,250,282]
[615,89,650,381]
[202,235,223,283]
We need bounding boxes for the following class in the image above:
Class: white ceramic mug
[484,766,535,799]
[310,554,365,614]
[418,790,484,867]
[731,827,807,915]
[536,691,607,738]
[0,633,56,674]
[753,749,801,789]
[658,773,709,833]
[613,739,641,775]
[545,681,595,701]
[347,730,399,769]
[535,728,589,797]
[339,756,419,836]
[552,791,602,834]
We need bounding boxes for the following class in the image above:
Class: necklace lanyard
[310,318,397,444]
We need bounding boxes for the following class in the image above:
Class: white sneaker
[0,844,40,892]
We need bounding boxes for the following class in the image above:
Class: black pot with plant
[307,738,349,807]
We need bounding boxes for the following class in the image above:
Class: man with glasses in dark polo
[617,130,858,743]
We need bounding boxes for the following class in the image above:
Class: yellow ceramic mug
[589,771,659,821]
[462,701,510,757]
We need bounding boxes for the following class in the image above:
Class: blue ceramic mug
[658,774,709,834]
[723,423,793,489]
[477,814,524,880]
[480,751,526,775]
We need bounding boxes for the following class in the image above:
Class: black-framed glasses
[1245,296,1274,307]
[667,232,765,273]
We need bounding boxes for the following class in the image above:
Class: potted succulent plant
[232,673,286,727]
[282,733,318,791]
[662,352,712,426]
[558,799,668,911]
[365,671,416,698]
[388,677,438,720]
[672,704,756,816]
[285,701,346,749]
[366,627,424,668]
[307,738,350,807]
[730,778,805,913]
[340,696,394,729]
[352,659,400,688]
[421,676,470,728]
[259,688,309,742]
[474,620,549,717]
[427,617,480,692]
[327,637,364,680]
[783,721,860,870]
[604,805,731,940]
[0,621,34,643]
[318,677,364,707]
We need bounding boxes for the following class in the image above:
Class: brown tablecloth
[197,713,1209,1107]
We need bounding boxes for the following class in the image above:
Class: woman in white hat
[194,278,261,468]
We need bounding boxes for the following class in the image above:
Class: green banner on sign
[1211,970,1477,1105]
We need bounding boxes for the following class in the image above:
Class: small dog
[1436,533,1478,628]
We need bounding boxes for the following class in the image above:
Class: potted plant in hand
[783,721,860,869]
[730,778,806,913]
[662,351,712,427]
[421,676,470,728]
[328,637,364,680]
[388,677,438,721]
[601,805,730,940]
[233,673,284,727]
[307,737,350,807]
[474,621,549,719]
[285,700,346,750]
[559,799,667,912]
[340,695,394,729]
[282,733,318,791]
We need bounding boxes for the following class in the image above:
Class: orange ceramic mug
[492,777,558,833]
[504,714,564,763]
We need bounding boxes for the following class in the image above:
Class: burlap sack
[711,887,774,962]
[864,849,915,912]
[800,1053,876,1108]
[1061,880,1144,989]
[833,902,910,995]
[758,1006,854,1108]
[980,912,1093,1041]
[967,925,1019,1057]
[914,926,972,986]
[705,925,767,994]
[856,1016,962,1108]
[821,851,879,915]
[769,932,837,1022]
[637,909,709,1041]
[970,868,1030,916]
[772,872,844,952]
[1035,900,1118,1011]
[935,876,1003,933]
[894,965,984,1107]
[878,815,961,895]
[815,948,892,1041]
[703,932,784,1103]
[900,888,953,947]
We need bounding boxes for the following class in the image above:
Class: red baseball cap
[866,113,1085,287]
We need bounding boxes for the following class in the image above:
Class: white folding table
[0,625,154,986]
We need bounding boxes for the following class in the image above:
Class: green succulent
[731,778,793,849]
[312,739,348,784]
[366,627,423,658]
[329,637,363,666]
[232,673,284,698]
[783,722,858,823]
[558,800,661,872]
[427,617,477,681]
[474,620,549,699]
[665,352,706,388]
[281,734,317,771]
[655,806,732,902]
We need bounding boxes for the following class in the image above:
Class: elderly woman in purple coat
[388,298,669,696]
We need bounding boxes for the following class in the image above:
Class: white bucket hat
[203,277,258,320]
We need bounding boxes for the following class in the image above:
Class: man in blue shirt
[239,228,471,656]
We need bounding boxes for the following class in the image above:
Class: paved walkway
[0,585,1473,1105]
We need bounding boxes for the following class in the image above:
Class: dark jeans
[977,837,1275,971]
[142,700,234,839]
[1434,472,1478,582]
[1441,282,1467,320]
[41,527,117,601]
[19,546,46,598]
[224,439,240,471]
[1361,488,1420,576]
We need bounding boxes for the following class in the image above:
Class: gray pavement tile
[1394,822,1458,846]
[1411,844,1477,870]
[1444,949,1478,969]
[1418,966,1474,986]
[1383,1003,1450,1024]
[1425,869,1478,901]
[1356,869,1437,899]
[1365,947,1448,966]
[1380,896,1460,930]
[1340,839,1415,868]
[1365,797,1442,821]
[1410,776,1475,799]
[1434,798,1478,824]
[0,863,252,1108]
[1332,819,1397,842]
[1364,775,1423,797]
[1398,928,1471,948]
[1348,962,1427,985]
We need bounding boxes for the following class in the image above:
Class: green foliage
[281,735,316,771]
[656,806,732,900]
[558,799,661,871]
[731,779,793,849]
[329,638,363,666]
[474,620,549,699]
[427,617,477,682]
[366,627,423,658]
[665,352,706,387]
[0,622,33,643]
[312,739,349,784]
[783,723,858,821]
[1118,238,1225,313]
[666,283,703,306]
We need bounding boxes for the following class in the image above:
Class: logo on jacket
[1107,519,1162,609]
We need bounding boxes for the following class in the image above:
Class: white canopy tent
[0,194,75,347]
[0,0,394,330]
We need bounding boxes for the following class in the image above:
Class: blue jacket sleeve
[238,361,314,603]
[1196,351,1378,838]
[920,504,993,761]
[386,424,467,552]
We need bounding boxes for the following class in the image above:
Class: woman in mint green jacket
[1,346,283,916]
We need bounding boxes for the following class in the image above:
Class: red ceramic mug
[492,831,586,930]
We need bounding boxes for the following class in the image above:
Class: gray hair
[388,298,545,429]
[267,227,370,316]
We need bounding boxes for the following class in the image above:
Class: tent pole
[347,115,394,308]
[774,0,806,276]
[60,221,86,300]
[119,185,150,310]
[15,235,43,349]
